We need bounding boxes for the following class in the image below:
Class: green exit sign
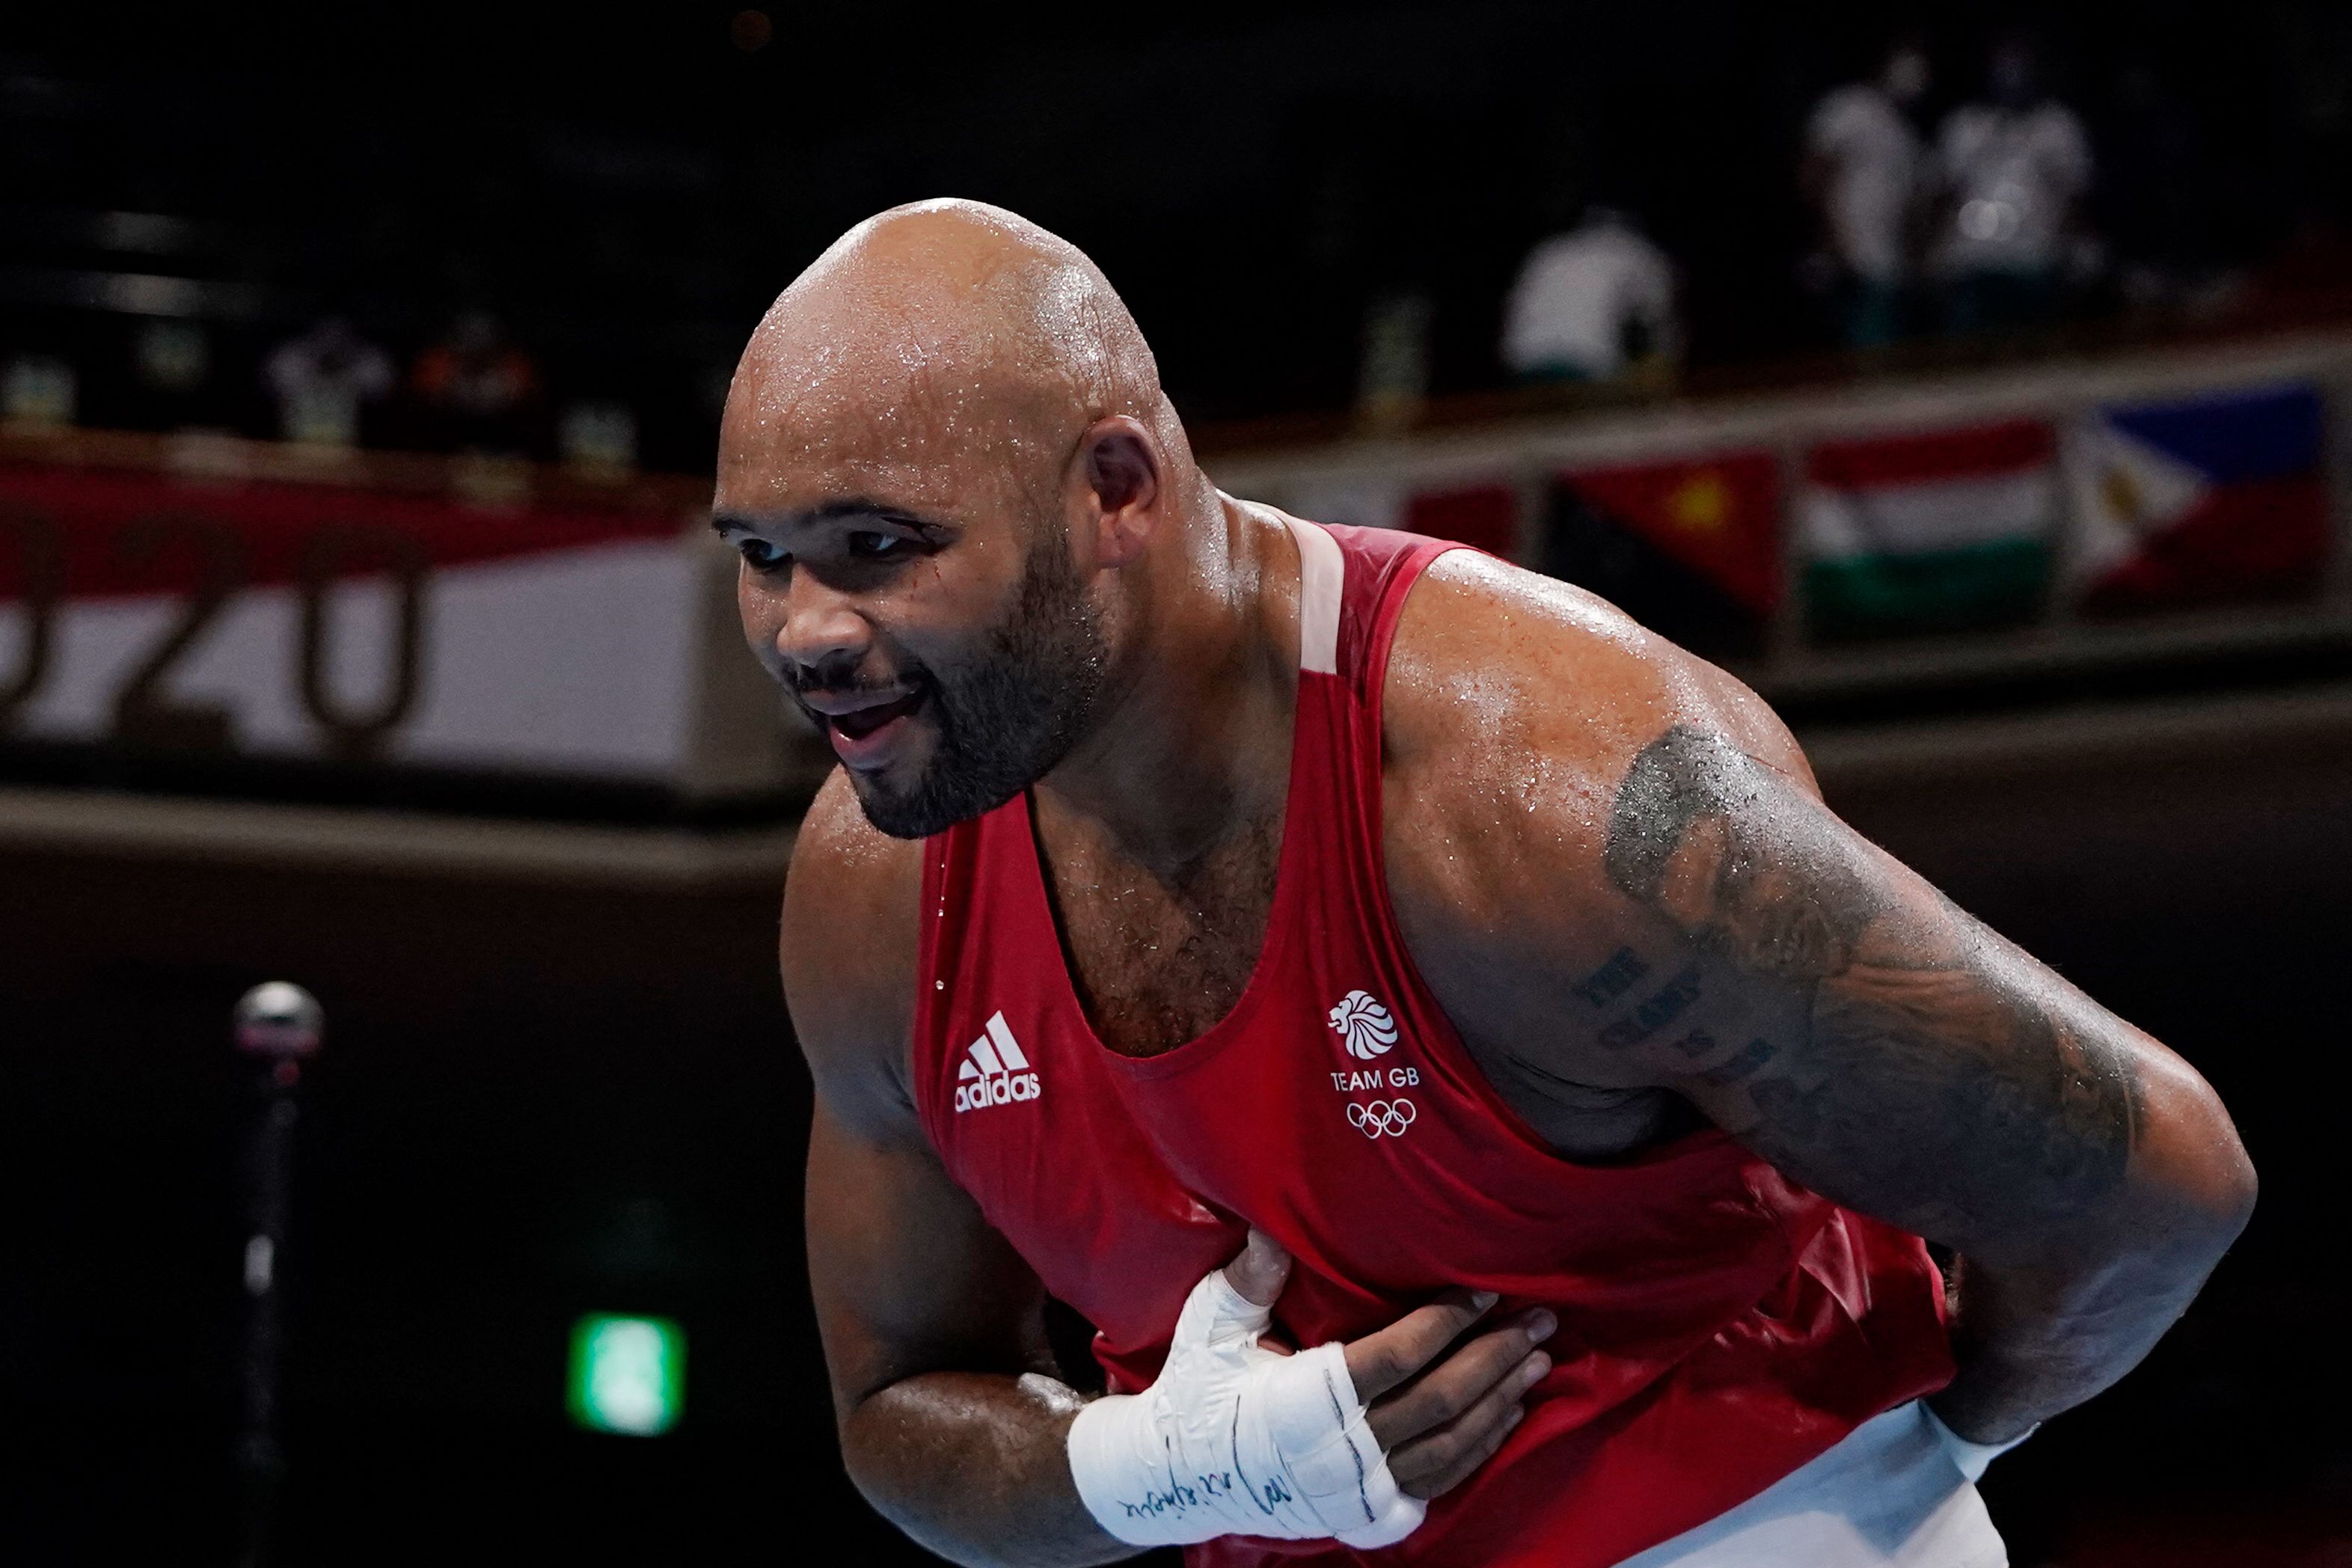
[568,1314,685,1436]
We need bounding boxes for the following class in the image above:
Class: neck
[1034,491,1296,876]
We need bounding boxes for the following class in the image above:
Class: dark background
[3,2,2346,463]
[9,720,2348,1564]
[4,4,2351,1564]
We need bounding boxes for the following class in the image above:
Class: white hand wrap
[1066,1266,1424,1550]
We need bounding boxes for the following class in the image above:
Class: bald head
[716,202,1212,839]
[720,199,1175,513]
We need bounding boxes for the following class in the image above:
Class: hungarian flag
[1544,453,1780,658]
[1799,420,2059,640]
[2065,382,2330,614]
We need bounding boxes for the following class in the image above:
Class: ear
[1068,416,1162,569]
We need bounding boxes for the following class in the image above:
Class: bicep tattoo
[1601,724,2140,1241]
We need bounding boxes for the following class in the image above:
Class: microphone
[232,981,322,1568]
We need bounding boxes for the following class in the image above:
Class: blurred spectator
[129,320,212,432]
[411,310,542,454]
[133,321,209,396]
[1929,34,2097,337]
[1357,293,1433,431]
[3,356,78,426]
[1800,40,1932,349]
[1500,206,1679,383]
[266,317,394,447]
[559,401,640,472]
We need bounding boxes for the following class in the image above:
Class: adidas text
[955,1011,1043,1114]
[955,1074,1041,1112]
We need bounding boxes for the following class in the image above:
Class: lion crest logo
[1327,990,1399,1061]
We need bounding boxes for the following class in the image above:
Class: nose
[769,569,872,675]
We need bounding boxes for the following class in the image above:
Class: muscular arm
[1598,722,2253,1439]
[789,774,1129,1567]
[807,1106,1121,1565]
[1385,555,2257,1442]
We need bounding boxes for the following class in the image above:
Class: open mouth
[827,683,927,741]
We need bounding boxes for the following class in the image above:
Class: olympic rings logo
[1346,1097,1418,1139]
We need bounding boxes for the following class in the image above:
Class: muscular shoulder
[1378,552,1816,1084]
[1383,551,1813,856]
[783,768,927,1142]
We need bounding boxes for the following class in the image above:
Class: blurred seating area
[4,327,2339,828]
[4,4,2351,469]
[3,3,2348,823]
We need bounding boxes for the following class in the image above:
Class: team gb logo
[1328,990,1399,1060]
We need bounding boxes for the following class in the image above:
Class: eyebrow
[710,497,948,536]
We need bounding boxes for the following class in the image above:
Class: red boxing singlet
[911,518,1954,1568]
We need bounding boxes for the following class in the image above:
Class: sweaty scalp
[721,199,1171,508]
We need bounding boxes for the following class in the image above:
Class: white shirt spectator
[1806,84,1923,284]
[1501,211,1678,381]
[266,319,394,446]
[1932,103,2094,276]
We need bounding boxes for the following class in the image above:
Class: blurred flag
[1404,484,1519,557]
[1285,480,1520,558]
[1800,420,2058,640]
[1545,453,1780,658]
[2065,383,2330,614]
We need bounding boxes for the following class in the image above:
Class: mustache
[783,660,938,733]
[786,655,925,699]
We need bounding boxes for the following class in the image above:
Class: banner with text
[0,458,786,789]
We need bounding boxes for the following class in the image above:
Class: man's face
[715,476,1109,841]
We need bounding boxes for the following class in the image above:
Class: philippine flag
[2064,383,2330,614]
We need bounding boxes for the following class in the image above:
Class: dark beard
[851,527,1109,840]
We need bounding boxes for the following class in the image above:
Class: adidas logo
[954,1011,1041,1113]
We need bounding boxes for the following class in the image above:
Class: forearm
[1933,1208,2242,1442]
[1926,965,2255,1442]
[1594,722,2257,1445]
[842,1370,1137,1568]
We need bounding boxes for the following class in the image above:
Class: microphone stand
[231,982,322,1568]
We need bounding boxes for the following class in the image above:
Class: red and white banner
[0,451,795,791]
